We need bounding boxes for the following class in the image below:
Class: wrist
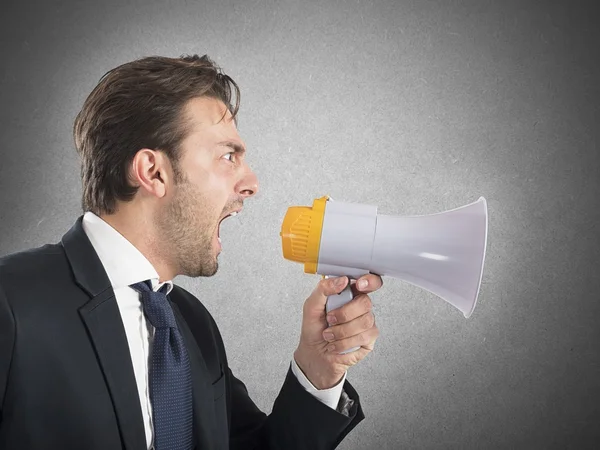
[294,348,344,390]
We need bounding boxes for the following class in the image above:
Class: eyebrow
[217,140,246,155]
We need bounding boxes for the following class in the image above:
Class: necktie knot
[130,280,176,329]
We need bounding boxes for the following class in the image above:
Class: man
[0,54,381,450]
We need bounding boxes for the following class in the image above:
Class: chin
[182,262,219,279]
[202,263,219,278]
[178,246,219,278]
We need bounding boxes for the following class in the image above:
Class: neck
[99,206,176,282]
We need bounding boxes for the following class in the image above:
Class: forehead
[182,96,242,144]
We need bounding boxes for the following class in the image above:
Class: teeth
[230,211,238,216]
[218,237,221,243]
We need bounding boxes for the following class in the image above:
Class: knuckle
[361,312,372,328]
[366,312,376,328]
[335,326,347,340]
[359,332,369,345]
[335,309,347,323]
[302,299,311,313]
[360,294,372,311]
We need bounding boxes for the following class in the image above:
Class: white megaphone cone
[280,195,488,354]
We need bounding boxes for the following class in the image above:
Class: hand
[293,274,382,390]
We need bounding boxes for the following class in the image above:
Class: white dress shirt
[82,212,346,449]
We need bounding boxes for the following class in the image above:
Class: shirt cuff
[291,358,346,411]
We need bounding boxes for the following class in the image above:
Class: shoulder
[0,243,75,319]
[0,243,66,288]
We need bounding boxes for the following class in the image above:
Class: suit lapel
[62,217,147,450]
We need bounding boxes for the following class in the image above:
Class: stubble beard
[157,178,219,278]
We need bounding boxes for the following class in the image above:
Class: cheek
[181,165,232,210]
[204,170,235,199]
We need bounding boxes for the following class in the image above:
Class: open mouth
[218,211,238,240]
[216,210,241,246]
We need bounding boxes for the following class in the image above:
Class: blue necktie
[130,280,193,450]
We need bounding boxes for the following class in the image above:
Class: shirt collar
[81,211,173,295]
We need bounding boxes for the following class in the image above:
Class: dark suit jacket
[0,217,364,449]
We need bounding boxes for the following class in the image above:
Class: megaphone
[280,195,488,353]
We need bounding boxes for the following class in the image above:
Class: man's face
[156,96,259,278]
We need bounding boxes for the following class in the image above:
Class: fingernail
[323,331,335,342]
[358,279,368,289]
[327,314,337,325]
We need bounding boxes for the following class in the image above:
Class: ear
[130,149,171,199]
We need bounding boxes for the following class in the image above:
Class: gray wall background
[1,0,599,448]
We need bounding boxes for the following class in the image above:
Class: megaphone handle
[325,276,361,355]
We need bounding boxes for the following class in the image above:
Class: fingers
[315,276,350,299]
[350,273,383,297]
[313,273,382,301]
[323,307,375,340]
[327,291,373,326]
[304,276,350,318]
[306,274,381,321]
[324,322,380,354]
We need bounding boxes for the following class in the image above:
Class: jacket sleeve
[208,313,365,450]
[174,288,365,449]
[0,281,15,423]
[263,364,364,450]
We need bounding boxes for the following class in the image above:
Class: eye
[222,152,235,162]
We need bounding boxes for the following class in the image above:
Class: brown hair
[73,54,240,215]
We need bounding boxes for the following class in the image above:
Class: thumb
[304,276,349,318]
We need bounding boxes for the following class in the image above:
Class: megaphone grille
[289,215,311,259]
[280,197,330,273]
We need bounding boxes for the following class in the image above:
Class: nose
[237,166,259,199]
